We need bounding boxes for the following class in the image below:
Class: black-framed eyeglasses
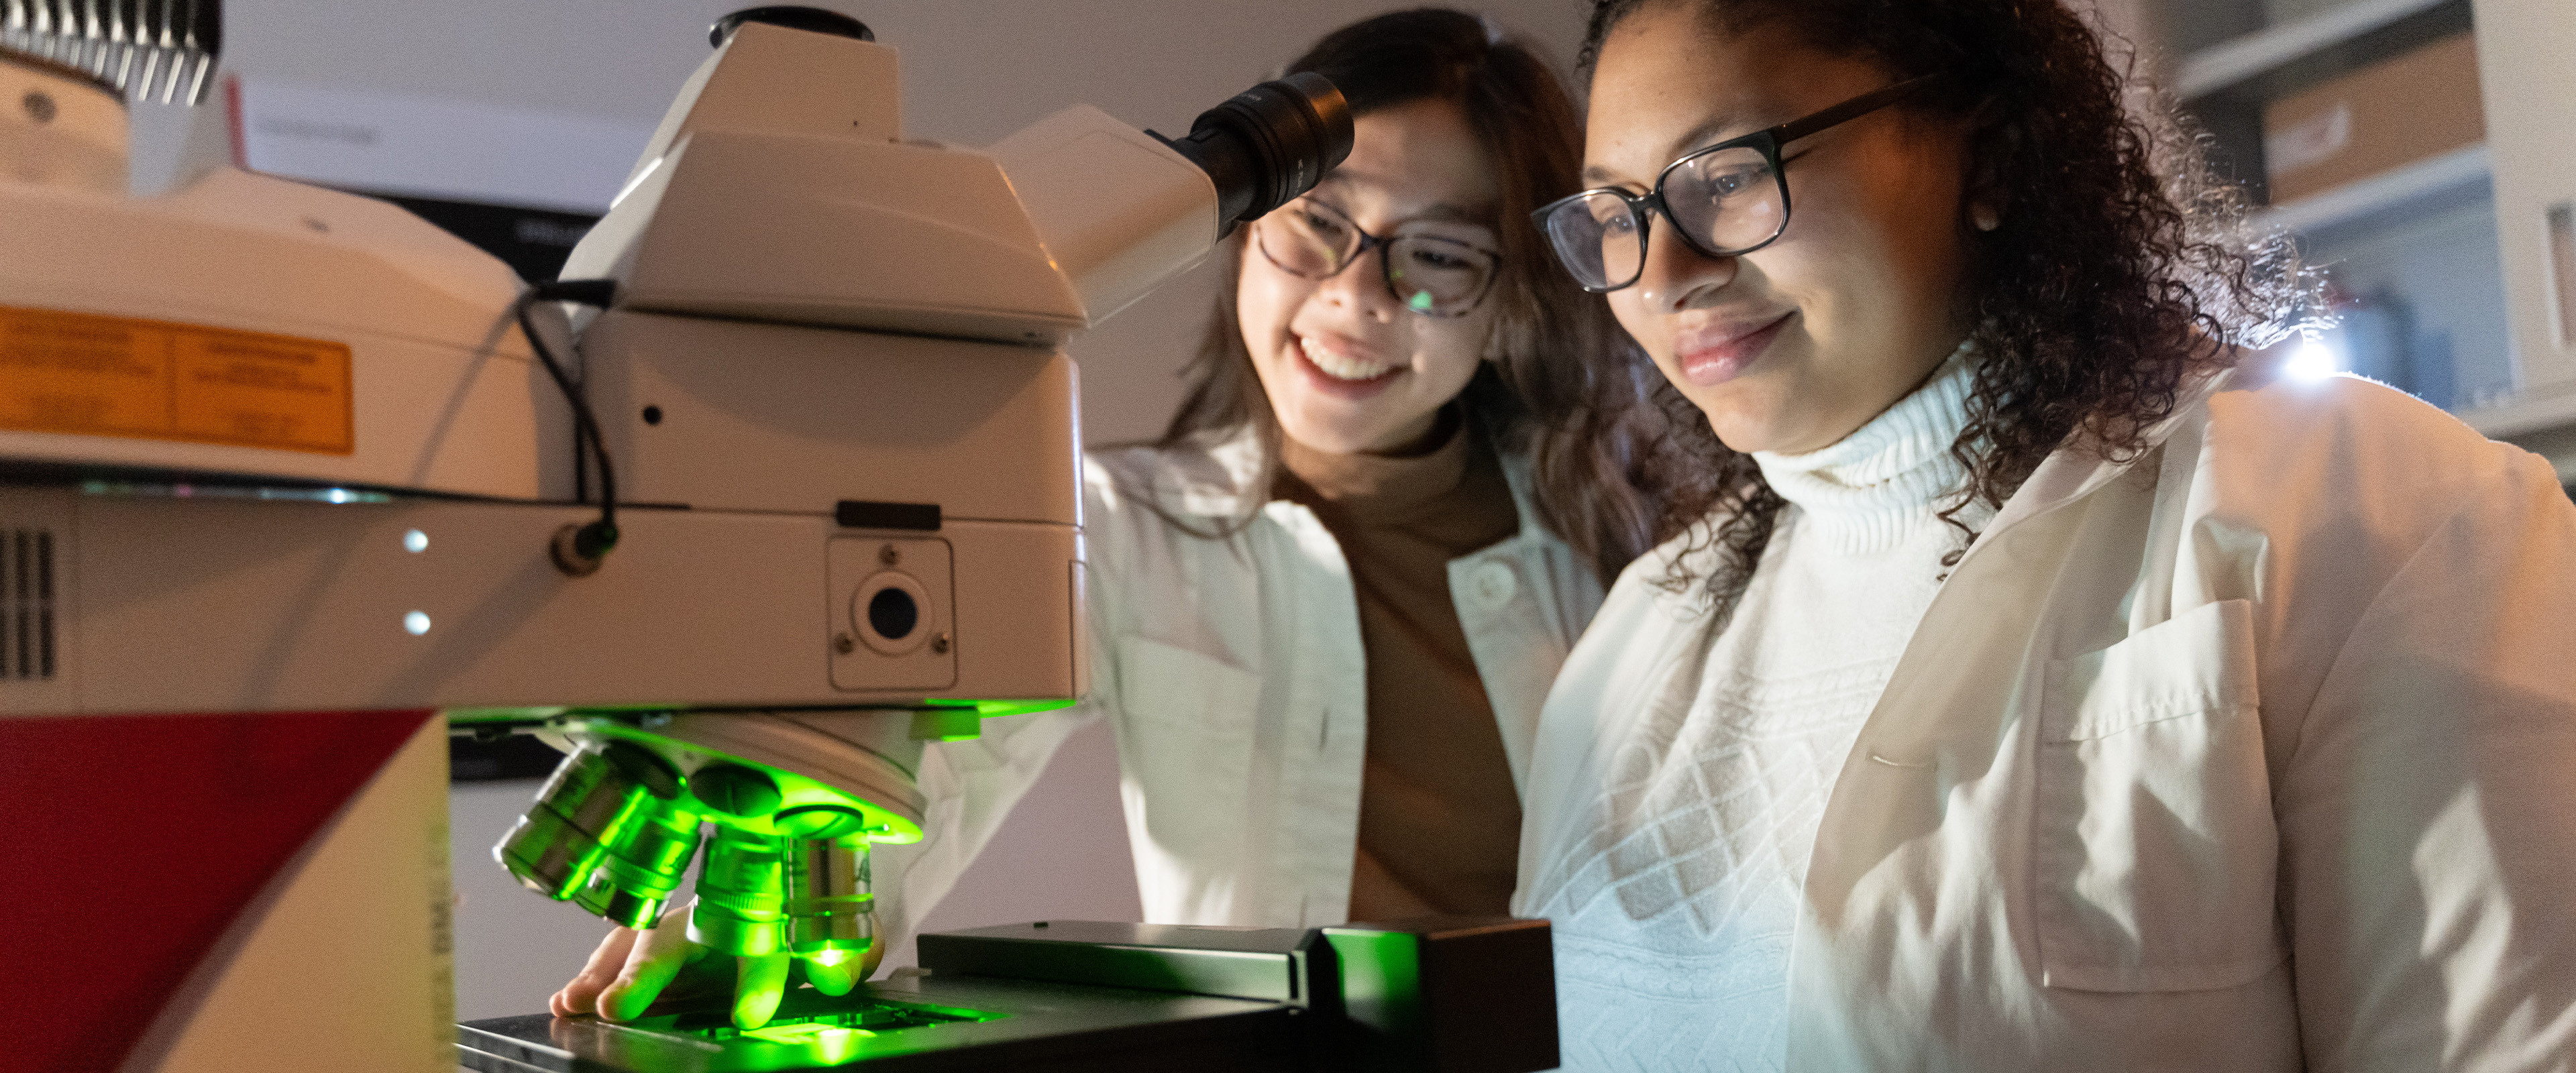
[1254,198,1504,318]
[1532,74,1940,293]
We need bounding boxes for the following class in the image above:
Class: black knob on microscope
[710,6,875,48]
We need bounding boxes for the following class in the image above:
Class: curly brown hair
[1157,7,1670,583]
[1584,0,2304,604]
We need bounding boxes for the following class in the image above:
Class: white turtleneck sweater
[1520,347,1982,1072]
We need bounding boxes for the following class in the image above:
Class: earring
[1971,203,2001,232]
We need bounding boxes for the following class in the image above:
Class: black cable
[515,279,623,565]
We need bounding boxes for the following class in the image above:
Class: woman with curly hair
[1515,0,2576,1068]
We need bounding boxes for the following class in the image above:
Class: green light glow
[921,697,1078,718]
[445,707,569,725]
[809,949,849,968]
[740,1023,873,1045]
[618,993,1004,1069]
[569,719,926,844]
[1407,290,1435,311]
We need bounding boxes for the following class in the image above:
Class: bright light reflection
[403,529,429,553]
[2286,337,2341,381]
[810,949,848,967]
[404,610,431,635]
[325,488,354,504]
[740,1024,871,1044]
[613,156,665,209]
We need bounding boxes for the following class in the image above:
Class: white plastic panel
[568,129,1085,344]
[580,310,1080,526]
[991,104,1218,327]
[38,496,1077,714]
[139,718,454,1073]
[0,168,545,498]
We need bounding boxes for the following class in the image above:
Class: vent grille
[1,528,56,681]
[1,0,224,105]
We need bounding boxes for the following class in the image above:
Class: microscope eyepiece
[1152,71,1354,236]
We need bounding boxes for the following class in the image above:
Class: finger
[857,915,887,980]
[733,952,792,1029]
[552,927,641,1017]
[598,909,704,1022]
[804,956,854,997]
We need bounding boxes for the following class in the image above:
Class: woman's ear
[1963,102,2021,234]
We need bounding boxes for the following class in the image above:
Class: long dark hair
[1582,0,2302,606]
[1153,7,1666,584]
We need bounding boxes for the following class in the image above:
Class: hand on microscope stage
[551,901,865,1029]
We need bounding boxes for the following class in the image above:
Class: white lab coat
[1517,370,2576,1071]
[881,429,1605,938]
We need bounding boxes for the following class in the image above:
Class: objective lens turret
[491,719,918,967]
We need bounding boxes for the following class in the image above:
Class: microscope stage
[456,971,1303,1073]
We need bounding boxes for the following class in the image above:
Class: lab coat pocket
[2034,598,2281,992]
[1113,636,1263,857]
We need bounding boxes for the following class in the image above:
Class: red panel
[0,709,433,1073]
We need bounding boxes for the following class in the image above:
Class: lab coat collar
[1131,428,1267,519]
[1955,363,2237,573]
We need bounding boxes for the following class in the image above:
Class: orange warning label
[0,304,354,455]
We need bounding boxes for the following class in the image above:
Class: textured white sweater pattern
[1532,347,1980,1072]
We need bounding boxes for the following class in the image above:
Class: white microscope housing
[493,12,1352,965]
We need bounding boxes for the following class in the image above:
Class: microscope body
[0,17,1175,1071]
[482,17,1237,968]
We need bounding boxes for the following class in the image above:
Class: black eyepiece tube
[710,6,874,48]
[1151,72,1354,237]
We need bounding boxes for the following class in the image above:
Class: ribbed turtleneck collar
[1752,342,1977,555]
[1275,407,1480,526]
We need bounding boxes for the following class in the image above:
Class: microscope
[476,2,1354,974]
[0,6,1556,1071]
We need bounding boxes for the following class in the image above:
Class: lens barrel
[784,838,877,962]
[1153,71,1353,235]
[494,742,685,903]
[690,830,790,956]
[571,799,705,929]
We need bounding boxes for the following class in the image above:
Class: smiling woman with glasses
[1514,0,2576,1070]
[1091,7,1667,932]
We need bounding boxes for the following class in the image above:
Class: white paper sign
[233,78,651,213]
